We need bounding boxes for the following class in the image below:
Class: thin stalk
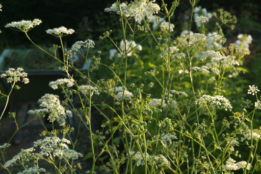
[0,81,13,121]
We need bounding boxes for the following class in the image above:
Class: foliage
[1,1,261,174]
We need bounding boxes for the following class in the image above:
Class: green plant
[0,1,261,174]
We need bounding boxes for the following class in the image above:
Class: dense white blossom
[255,101,261,109]
[148,98,166,108]
[17,167,46,174]
[247,85,259,95]
[108,86,133,100]
[4,148,35,168]
[149,15,165,30]
[197,95,232,111]
[0,67,29,84]
[71,39,95,51]
[160,21,174,32]
[235,34,252,54]
[0,143,11,149]
[33,137,82,160]
[193,6,212,27]
[109,49,121,59]
[128,151,170,167]
[172,53,186,60]
[158,134,177,145]
[28,94,71,126]
[108,86,125,93]
[180,30,206,46]
[244,132,261,140]
[195,16,209,24]
[170,90,188,97]
[115,90,133,100]
[192,66,210,73]
[53,149,83,160]
[206,32,223,49]
[223,157,251,171]
[105,0,160,24]
[197,50,240,75]
[79,85,100,96]
[46,26,74,37]
[149,154,170,167]
[5,19,42,32]
[119,40,142,57]
[49,78,74,90]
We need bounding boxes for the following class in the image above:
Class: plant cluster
[0,0,261,174]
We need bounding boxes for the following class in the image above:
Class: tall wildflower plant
[0,1,261,174]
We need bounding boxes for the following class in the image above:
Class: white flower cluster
[109,49,121,59]
[197,95,232,111]
[46,26,74,37]
[223,157,251,171]
[0,143,10,149]
[198,50,220,61]
[17,167,46,174]
[51,78,74,89]
[0,4,2,11]
[195,16,209,24]
[247,85,259,95]
[79,85,100,96]
[108,86,125,93]
[49,78,74,90]
[109,86,133,101]
[4,137,82,170]
[206,32,223,50]
[180,30,206,46]
[235,34,252,54]
[193,6,212,27]
[128,151,170,167]
[172,53,186,60]
[158,134,177,145]
[71,39,95,51]
[148,15,165,30]
[192,66,210,74]
[105,0,160,24]
[34,136,82,160]
[244,132,261,140]
[255,101,261,110]
[115,90,133,100]
[148,98,166,108]
[5,19,42,32]
[160,21,175,32]
[120,40,142,57]
[197,50,240,75]
[28,94,72,126]
[4,147,35,168]
[0,67,29,84]
[110,40,142,59]
[170,90,188,97]
[179,31,223,50]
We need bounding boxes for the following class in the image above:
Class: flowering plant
[1,0,261,174]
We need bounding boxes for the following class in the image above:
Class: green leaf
[83,152,93,160]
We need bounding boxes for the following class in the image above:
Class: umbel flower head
[28,94,72,126]
[71,39,95,51]
[0,67,29,84]
[105,0,160,24]
[46,26,74,37]
[247,85,259,95]
[5,19,42,32]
